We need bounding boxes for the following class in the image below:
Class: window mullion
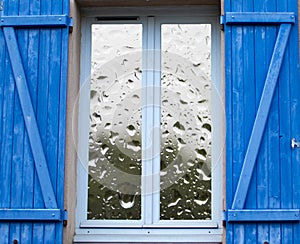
[152,19,162,224]
[142,16,156,225]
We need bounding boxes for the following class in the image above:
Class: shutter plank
[224,12,296,24]
[0,25,13,244]
[232,23,292,210]
[0,15,71,27]
[266,2,281,243]
[38,2,54,244]
[278,1,293,242]
[7,1,22,242]
[45,2,62,242]
[31,2,44,243]
[289,1,300,243]
[230,2,245,242]
[2,27,58,209]
[55,2,70,243]
[253,3,269,241]
[18,2,34,243]
[0,209,62,221]
[227,210,300,222]
[242,2,257,243]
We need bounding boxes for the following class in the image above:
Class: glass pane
[160,24,212,220]
[88,24,142,220]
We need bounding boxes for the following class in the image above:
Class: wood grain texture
[0,0,70,243]
[225,0,300,243]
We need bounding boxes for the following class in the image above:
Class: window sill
[74,227,223,243]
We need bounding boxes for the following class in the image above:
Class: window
[75,6,223,243]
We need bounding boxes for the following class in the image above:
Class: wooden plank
[0,209,62,221]
[253,2,270,242]
[224,0,233,242]
[33,1,47,242]
[45,0,63,241]
[19,1,34,242]
[0,15,72,27]
[5,2,20,243]
[0,12,12,244]
[224,12,296,24]
[241,0,257,243]
[227,209,300,222]
[231,23,292,210]
[10,4,27,244]
[41,2,55,243]
[57,0,71,242]
[290,1,300,243]
[277,1,293,243]
[265,1,281,243]
[3,27,58,209]
[230,0,244,242]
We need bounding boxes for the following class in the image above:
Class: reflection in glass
[88,24,142,220]
[160,24,212,220]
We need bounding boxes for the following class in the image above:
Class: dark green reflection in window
[88,24,142,220]
[160,24,212,220]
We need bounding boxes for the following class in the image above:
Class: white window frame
[75,6,223,243]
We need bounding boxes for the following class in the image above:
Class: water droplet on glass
[91,112,102,124]
[100,144,109,155]
[127,140,141,152]
[126,124,136,136]
[173,121,185,135]
[104,105,112,110]
[109,131,119,145]
[104,123,111,129]
[180,99,188,105]
[195,148,207,161]
[118,192,137,209]
[167,198,181,208]
[165,146,174,153]
[118,155,125,162]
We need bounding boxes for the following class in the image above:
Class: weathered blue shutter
[0,0,71,243]
[223,0,300,243]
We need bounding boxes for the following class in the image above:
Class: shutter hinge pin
[63,209,68,226]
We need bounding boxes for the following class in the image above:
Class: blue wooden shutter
[223,0,300,243]
[0,0,71,243]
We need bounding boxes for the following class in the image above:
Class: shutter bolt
[1,19,4,22]
[291,15,295,19]
[59,18,62,21]
[52,213,55,217]
[231,16,235,19]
